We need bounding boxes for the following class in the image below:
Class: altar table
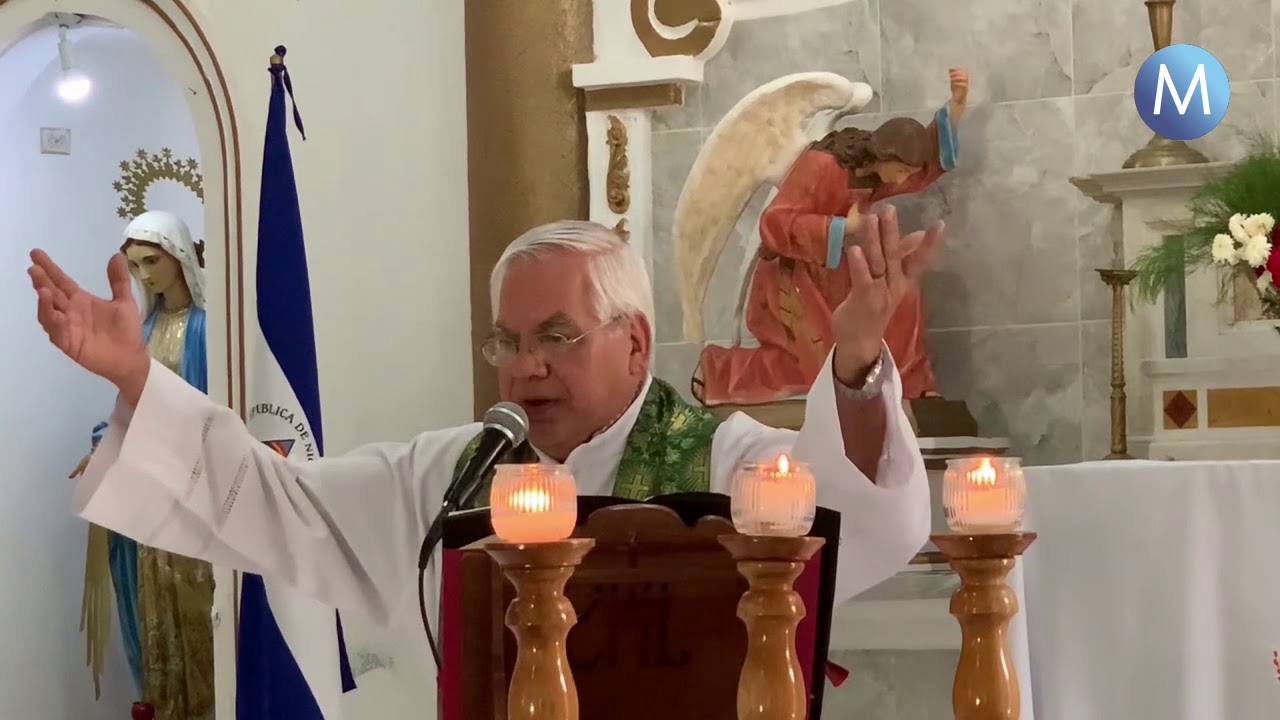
[1008,460,1280,720]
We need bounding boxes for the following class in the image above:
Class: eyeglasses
[481,320,615,368]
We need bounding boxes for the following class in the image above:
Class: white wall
[216,0,475,448]
[0,24,202,719]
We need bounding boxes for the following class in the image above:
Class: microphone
[416,401,529,668]
[418,401,528,570]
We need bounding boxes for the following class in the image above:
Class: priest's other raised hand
[832,204,944,386]
[28,250,151,405]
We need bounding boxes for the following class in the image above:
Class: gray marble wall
[649,0,1279,465]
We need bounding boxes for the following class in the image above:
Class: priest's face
[493,252,651,461]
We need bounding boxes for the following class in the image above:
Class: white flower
[1258,270,1274,293]
[1244,213,1276,238]
[1212,233,1238,264]
[1229,213,1250,242]
[1237,233,1273,268]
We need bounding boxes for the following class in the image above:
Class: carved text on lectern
[571,582,693,670]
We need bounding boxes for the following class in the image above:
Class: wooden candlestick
[931,532,1037,720]
[719,534,825,720]
[485,538,595,720]
[1097,268,1138,459]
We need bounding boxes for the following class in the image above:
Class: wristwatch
[834,347,886,400]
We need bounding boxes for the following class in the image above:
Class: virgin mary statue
[75,210,214,720]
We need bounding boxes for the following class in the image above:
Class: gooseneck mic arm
[416,401,529,669]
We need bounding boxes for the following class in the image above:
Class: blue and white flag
[239,45,355,720]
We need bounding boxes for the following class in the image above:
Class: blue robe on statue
[91,304,207,691]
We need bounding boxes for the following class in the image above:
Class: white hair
[490,220,656,333]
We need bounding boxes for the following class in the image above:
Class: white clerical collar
[531,374,654,465]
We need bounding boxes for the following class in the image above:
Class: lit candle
[730,453,817,537]
[490,464,577,544]
[942,456,1026,533]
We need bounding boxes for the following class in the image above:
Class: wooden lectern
[438,494,841,719]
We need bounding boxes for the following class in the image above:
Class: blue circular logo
[1133,44,1229,141]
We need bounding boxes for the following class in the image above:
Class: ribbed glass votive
[942,456,1026,533]
[730,454,816,537]
[489,464,577,544]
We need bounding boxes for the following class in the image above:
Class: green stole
[454,377,722,507]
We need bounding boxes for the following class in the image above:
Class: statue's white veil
[121,210,205,317]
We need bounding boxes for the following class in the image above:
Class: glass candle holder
[942,456,1026,533]
[730,454,816,537]
[489,464,577,544]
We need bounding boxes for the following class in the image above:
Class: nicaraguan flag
[240,45,356,720]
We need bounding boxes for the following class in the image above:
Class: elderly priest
[27,208,938,636]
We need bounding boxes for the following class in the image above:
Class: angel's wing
[672,72,873,343]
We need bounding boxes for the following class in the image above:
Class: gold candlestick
[932,532,1037,720]
[1123,0,1210,168]
[1097,268,1138,459]
[485,538,595,720]
[719,534,825,720]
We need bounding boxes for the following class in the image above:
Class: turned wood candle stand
[485,538,595,720]
[719,534,825,720]
[932,532,1037,720]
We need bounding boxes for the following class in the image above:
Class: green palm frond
[1129,138,1280,304]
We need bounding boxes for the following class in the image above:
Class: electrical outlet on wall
[40,127,70,155]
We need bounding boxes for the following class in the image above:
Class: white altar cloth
[1009,459,1280,720]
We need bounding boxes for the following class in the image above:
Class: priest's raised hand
[28,250,150,405]
[831,204,944,387]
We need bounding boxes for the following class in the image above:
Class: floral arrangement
[1130,142,1280,319]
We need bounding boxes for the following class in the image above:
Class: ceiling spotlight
[56,24,90,104]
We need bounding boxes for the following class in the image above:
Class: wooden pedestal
[931,532,1037,720]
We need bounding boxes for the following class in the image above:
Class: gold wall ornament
[113,147,204,219]
[613,218,631,242]
[605,115,631,214]
[630,0,723,57]
[1122,0,1210,168]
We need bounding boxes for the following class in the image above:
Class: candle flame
[968,457,997,487]
[777,453,791,474]
[509,486,551,513]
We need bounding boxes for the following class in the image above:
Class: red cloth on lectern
[437,546,830,719]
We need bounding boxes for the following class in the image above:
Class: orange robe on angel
[694,105,958,406]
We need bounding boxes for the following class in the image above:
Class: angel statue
[678,68,969,407]
[70,211,214,720]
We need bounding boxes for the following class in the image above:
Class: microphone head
[484,401,529,445]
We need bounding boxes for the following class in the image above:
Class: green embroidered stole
[454,378,722,508]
